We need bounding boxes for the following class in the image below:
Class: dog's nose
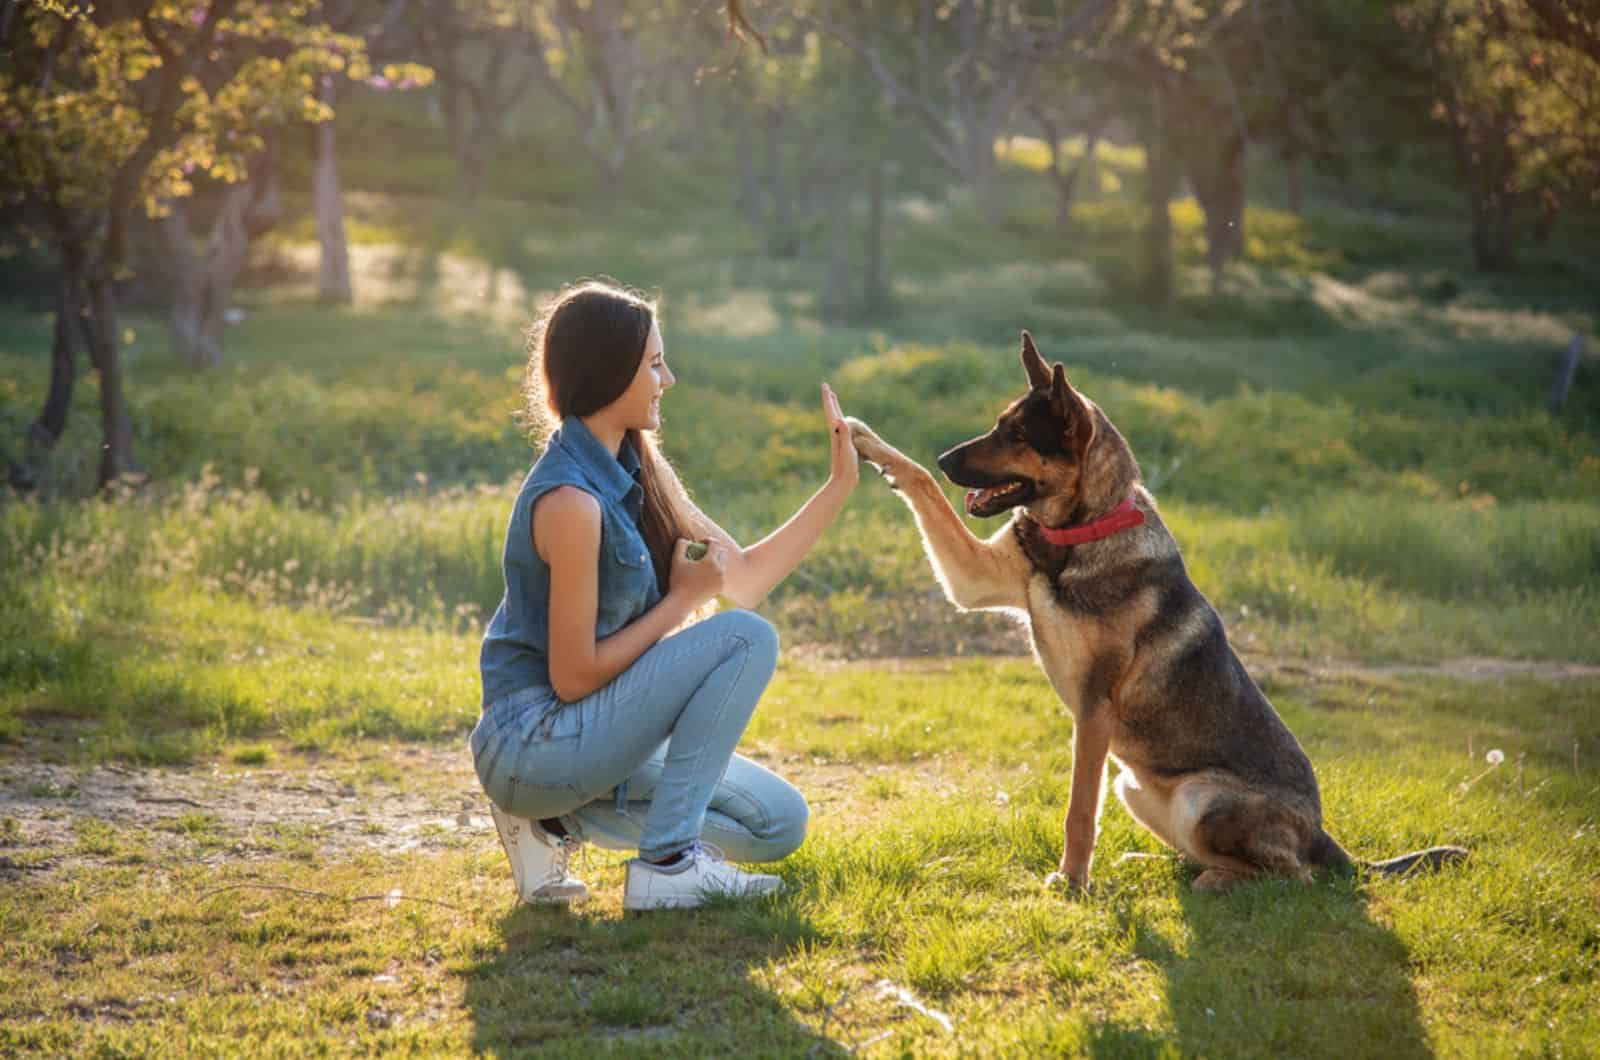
[936,448,962,480]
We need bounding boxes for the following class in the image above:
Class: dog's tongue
[965,488,987,515]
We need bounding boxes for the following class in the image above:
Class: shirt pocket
[597,515,656,632]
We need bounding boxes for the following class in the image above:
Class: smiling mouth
[964,479,1032,517]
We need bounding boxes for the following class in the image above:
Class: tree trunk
[1283,144,1303,214]
[1202,136,1246,294]
[822,165,853,324]
[1448,108,1520,273]
[764,102,796,258]
[12,246,88,491]
[1175,119,1247,295]
[734,115,761,225]
[1141,103,1176,309]
[1053,132,1101,231]
[313,78,352,305]
[160,202,206,364]
[862,159,890,316]
[443,78,486,205]
[85,272,135,489]
[1470,183,1517,271]
[166,148,283,368]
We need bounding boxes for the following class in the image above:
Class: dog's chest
[1024,575,1097,715]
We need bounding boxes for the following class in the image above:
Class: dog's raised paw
[844,417,894,464]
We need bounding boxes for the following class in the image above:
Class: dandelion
[1458,747,1507,796]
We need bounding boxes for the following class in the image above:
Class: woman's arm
[538,487,726,702]
[694,384,858,610]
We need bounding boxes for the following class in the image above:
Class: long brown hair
[522,280,698,591]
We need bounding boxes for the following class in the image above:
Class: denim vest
[478,417,663,707]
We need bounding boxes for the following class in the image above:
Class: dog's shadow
[1087,864,1432,1058]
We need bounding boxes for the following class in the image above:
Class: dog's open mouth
[964,480,1032,518]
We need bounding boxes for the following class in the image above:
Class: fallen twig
[137,795,207,808]
[196,882,461,912]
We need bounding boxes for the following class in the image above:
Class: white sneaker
[622,841,782,911]
[489,804,587,904]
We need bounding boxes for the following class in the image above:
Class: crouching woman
[471,280,857,910]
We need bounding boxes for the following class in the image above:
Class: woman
[471,280,858,910]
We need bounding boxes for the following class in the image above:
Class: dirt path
[0,743,489,882]
[810,651,1600,682]
[0,742,928,884]
[4,654,1592,884]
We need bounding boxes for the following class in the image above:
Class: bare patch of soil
[1247,655,1600,682]
[0,743,489,882]
[0,741,944,883]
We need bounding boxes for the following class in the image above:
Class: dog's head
[937,331,1138,522]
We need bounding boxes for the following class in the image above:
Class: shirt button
[640,552,647,562]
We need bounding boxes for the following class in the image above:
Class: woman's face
[613,320,674,431]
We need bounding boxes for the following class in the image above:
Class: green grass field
[2,145,1598,1055]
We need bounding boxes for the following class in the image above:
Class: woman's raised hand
[669,536,727,608]
[823,383,859,491]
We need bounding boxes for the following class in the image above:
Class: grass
[2,113,1598,1054]
[2,665,1596,1056]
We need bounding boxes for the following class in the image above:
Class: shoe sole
[526,888,587,905]
[622,882,781,911]
[622,894,705,911]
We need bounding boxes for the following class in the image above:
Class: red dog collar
[1035,497,1145,546]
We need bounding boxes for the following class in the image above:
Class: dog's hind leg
[1112,769,1189,854]
[1188,789,1316,888]
[1116,770,1312,888]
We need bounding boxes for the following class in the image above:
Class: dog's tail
[1309,830,1468,878]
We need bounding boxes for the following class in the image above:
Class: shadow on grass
[464,898,845,1057]
[1093,875,1431,1059]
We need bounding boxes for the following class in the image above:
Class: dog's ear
[1050,363,1096,454]
[1020,330,1051,390]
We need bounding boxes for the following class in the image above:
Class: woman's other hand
[669,537,727,609]
[823,383,858,492]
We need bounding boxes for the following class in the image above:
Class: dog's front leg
[846,417,1026,612]
[1049,710,1113,890]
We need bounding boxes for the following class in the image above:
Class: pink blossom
[190,7,207,26]
[366,75,392,91]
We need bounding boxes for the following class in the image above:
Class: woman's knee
[771,787,809,859]
[751,779,809,861]
[706,609,779,668]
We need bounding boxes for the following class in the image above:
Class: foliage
[1398,0,1600,266]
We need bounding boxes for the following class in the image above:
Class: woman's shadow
[1088,866,1433,1058]
[463,896,847,1056]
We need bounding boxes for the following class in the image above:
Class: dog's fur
[847,332,1466,892]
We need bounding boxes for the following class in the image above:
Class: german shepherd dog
[846,332,1467,892]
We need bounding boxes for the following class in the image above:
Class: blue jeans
[469,610,805,863]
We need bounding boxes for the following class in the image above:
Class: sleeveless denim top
[478,416,663,707]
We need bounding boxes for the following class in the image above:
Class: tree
[406,0,543,203]
[809,0,1114,213]
[1400,0,1600,270]
[311,0,419,304]
[0,1,373,488]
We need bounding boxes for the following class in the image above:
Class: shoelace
[542,835,581,885]
[686,839,727,864]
